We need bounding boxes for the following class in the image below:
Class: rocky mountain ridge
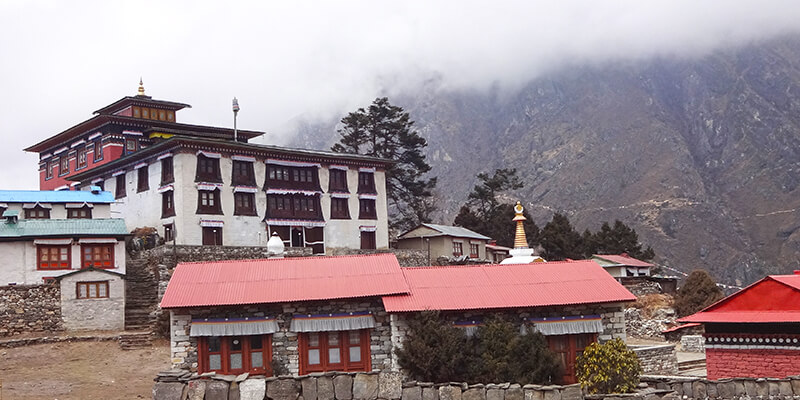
[290,35,800,287]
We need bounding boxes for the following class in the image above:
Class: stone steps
[119,331,152,350]
[124,257,159,333]
[678,358,706,372]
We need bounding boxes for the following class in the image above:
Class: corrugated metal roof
[592,254,653,267]
[398,223,490,240]
[0,218,128,238]
[160,253,410,308]
[0,190,114,204]
[679,274,800,324]
[382,260,636,312]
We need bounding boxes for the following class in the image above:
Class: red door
[547,333,597,384]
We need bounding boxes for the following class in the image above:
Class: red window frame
[198,335,272,375]
[59,155,69,176]
[37,245,71,270]
[299,329,370,375]
[77,148,87,169]
[45,160,54,179]
[77,281,109,299]
[81,244,114,269]
[453,242,463,256]
[94,140,104,162]
[469,243,479,258]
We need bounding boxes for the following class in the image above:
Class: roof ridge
[177,252,396,266]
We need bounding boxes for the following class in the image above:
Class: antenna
[232,97,240,142]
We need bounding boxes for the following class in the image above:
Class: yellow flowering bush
[575,338,641,393]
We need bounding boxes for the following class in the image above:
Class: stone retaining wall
[641,375,800,399]
[0,284,62,337]
[630,344,678,375]
[680,335,704,353]
[327,248,429,267]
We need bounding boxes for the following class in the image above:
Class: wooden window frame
[162,191,176,218]
[328,169,348,193]
[67,206,92,219]
[77,148,87,169]
[37,245,71,270]
[266,194,322,220]
[81,244,115,269]
[469,243,480,258]
[453,242,463,257]
[357,172,376,194]
[196,155,222,183]
[197,189,223,215]
[266,166,320,191]
[358,199,377,219]
[330,198,350,219]
[93,140,103,162]
[115,174,126,199]
[164,224,174,242]
[125,138,138,153]
[360,231,376,250]
[160,157,174,185]
[299,330,370,375]
[202,227,223,246]
[234,192,257,216]
[76,281,109,299]
[45,160,54,179]
[232,160,256,186]
[25,206,51,219]
[198,335,272,375]
[137,165,149,192]
[59,155,69,176]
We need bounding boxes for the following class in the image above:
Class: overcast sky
[2,1,800,190]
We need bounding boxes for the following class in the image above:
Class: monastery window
[330,198,350,219]
[299,330,370,375]
[358,199,376,219]
[115,174,126,199]
[59,155,69,176]
[137,165,149,192]
[232,160,256,186]
[162,191,175,218]
[469,243,480,258]
[197,189,223,215]
[196,155,222,183]
[234,192,257,216]
[81,244,114,269]
[77,148,87,169]
[266,194,322,220]
[125,138,138,154]
[266,165,320,191]
[202,227,223,246]
[25,206,50,219]
[37,245,71,270]
[198,335,272,375]
[67,206,92,219]
[76,281,109,299]
[357,172,376,194]
[453,241,463,257]
[163,224,174,242]
[360,231,376,250]
[267,166,290,181]
[161,157,174,185]
[328,169,348,192]
[93,140,103,162]
[45,160,54,180]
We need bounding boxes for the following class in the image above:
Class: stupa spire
[512,201,528,248]
[137,78,146,96]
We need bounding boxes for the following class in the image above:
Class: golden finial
[137,78,145,96]
[512,201,528,248]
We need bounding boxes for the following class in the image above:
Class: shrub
[509,329,561,385]
[674,269,724,317]
[395,311,471,382]
[473,316,517,382]
[576,338,641,394]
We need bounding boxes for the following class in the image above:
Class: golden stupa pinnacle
[512,201,528,248]
[137,78,146,96]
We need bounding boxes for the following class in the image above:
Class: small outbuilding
[680,272,800,379]
[56,268,126,331]
[591,253,653,278]
[396,223,491,260]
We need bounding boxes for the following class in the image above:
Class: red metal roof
[592,254,653,267]
[382,260,636,312]
[661,322,700,333]
[160,253,409,308]
[679,274,800,323]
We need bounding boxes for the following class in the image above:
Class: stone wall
[153,371,586,400]
[630,344,678,375]
[327,247,429,267]
[641,375,800,399]
[0,284,62,337]
[59,270,125,331]
[170,298,392,375]
[679,335,704,353]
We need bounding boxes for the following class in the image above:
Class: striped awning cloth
[525,315,603,336]
[454,320,482,337]
[190,317,278,337]
[290,311,375,333]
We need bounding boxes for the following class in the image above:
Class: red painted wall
[39,143,124,190]
[706,347,800,380]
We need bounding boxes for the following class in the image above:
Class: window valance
[290,312,375,333]
[524,315,603,336]
[190,317,278,337]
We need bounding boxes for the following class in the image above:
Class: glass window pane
[208,337,221,352]
[328,333,339,346]
[98,283,107,297]
[308,332,319,347]
[329,348,341,364]
[308,349,320,365]
[89,285,97,297]
[230,353,242,369]
[349,346,361,362]
[230,337,242,351]
[251,351,263,368]
[349,330,361,344]
[209,354,222,370]
[78,284,87,298]
[250,336,263,350]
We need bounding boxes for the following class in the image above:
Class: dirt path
[0,339,170,399]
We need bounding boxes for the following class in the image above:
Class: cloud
[1,1,799,189]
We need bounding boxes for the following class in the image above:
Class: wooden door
[547,333,597,384]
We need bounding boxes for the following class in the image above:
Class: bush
[576,338,641,394]
[395,311,472,382]
[509,328,562,385]
[674,270,724,317]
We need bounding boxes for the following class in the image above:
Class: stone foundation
[630,344,678,375]
[0,284,62,337]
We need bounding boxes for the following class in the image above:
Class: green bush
[576,338,641,394]
[674,269,725,317]
[395,311,472,382]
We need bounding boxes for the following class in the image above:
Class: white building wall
[0,240,125,286]
[1,203,111,220]
[60,270,125,331]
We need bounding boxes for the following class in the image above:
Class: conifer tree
[674,270,725,317]
[592,220,655,260]
[539,213,583,260]
[332,97,436,231]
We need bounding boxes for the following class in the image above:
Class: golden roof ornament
[513,201,528,249]
[137,78,146,96]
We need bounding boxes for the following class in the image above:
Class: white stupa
[267,232,285,258]
[500,202,545,264]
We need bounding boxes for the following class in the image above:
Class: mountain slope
[290,36,800,286]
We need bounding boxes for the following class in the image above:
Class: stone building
[56,268,126,331]
[0,189,127,286]
[680,271,800,380]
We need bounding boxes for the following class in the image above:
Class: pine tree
[674,270,725,317]
[539,213,583,260]
[592,220,654,260]
[332,97,437,231]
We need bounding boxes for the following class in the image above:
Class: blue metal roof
[0,218,128,239]
[0,190,114,204]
